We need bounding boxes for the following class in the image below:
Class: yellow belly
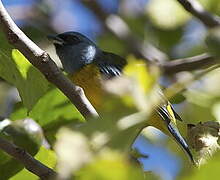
[69,64,173,137]
[69,64,104,109]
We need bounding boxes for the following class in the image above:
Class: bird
[48,31,194,163]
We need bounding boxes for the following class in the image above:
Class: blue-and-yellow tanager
[48,32,194,163]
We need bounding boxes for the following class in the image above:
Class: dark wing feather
[95,51,127,78]
[158,91,183,122]
[99,64,121,77]
[157,103,182,125]
[157,106,171,124]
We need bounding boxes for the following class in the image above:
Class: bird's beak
[47,34,64,45]
[167,122,195,165]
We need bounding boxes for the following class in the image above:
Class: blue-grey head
[48,32,101,74]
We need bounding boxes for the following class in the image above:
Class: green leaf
[12,50,49,111]
[0,121,24,179]
[153,28,183,53]
[2,119,43,156]
[181,151,220,180]
[169,93,186,104]
[55,128,144,179]
[206,27,220,58]
[98,33,127,55]
[0,145,56,180]
[0,119,56,180]
[0,158,24,180]
[10,146,56,180]
[0,32,49,111]
[10,88,84,144]
[75,149,144,180]
[147,0,190,29]
[11,88,83,125]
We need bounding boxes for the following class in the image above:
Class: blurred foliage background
[0,0,220,180]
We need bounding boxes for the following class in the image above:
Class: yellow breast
[69,64,104,109]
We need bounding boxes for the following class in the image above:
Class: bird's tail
[157,106,195,164]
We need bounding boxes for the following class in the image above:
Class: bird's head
[48,32,100,74]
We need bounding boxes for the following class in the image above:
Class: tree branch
[81,0,168,62]
[82,0,220,75]
[82,0,220,74]
[161,53,218,75]
[0,137,57,179]
[0,0,98,118]
[177,0,220,28]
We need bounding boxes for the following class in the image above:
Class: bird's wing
[157,90,182,122]
[96,51,182,122]
[157,103,179,124]
[95,51,127,78]
[157,103,194,163]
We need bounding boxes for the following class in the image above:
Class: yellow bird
[48,32,194,163]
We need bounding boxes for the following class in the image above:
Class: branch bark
[0,137,57,179]
[161,53,218,75]
[0,1,99,177]
[0,0,98,118]
[177,0,220,28]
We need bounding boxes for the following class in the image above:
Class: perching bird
[48,32,194,163]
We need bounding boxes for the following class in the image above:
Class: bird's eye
[59,34,81,44]
[66,35,79,43]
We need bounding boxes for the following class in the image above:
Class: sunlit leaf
[181,151,220,180]
[169,93,186,104]
[147,0,190,29]
[98,33,127,55]
[55,128,93,178]
[10,88,84,144]
[206,27,220,58]
[123,56,157,94]
[75,149,144,180]
[0,118,45,179]
[2,118,43,156]
[0,33,49,111]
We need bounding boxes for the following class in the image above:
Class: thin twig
[82,0,219,73]
[165,64,220,99]
[162,53,219,75]
[81,0,168,62]
[0,137,57,179]
[177,0,220,28]
[0,0,98,118]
